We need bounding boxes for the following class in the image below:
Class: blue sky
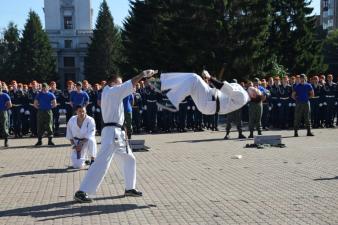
[0,0,321,31]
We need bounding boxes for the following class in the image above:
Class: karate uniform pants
[71,138,97,169]
[161,73,249,115]
[161,73,216,115]
[79,127,136,195]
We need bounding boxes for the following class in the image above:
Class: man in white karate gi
[160,71,250,115]
[74,69,157,203]
[66,105,97,169]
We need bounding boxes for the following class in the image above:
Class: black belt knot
[103,122,124,130]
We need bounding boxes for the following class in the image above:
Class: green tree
[85,0,122,83]
[323,29,338,75]
[0,22,20,82]
[267,0,326,75]
[122,0,226,78]
[223,0,272,80]
[17,11,56,82]
[122,0,160,77]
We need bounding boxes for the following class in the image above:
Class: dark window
[323,0,329,11]
[64,16,73,29]
[64,40,72,48]
[64,57,75,67]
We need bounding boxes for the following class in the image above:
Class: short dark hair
[75,105,85,111]
[107,74,122,83]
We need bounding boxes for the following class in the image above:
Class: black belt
[103,122,124,130]
[74,137,85,141]
[103,122,129,154]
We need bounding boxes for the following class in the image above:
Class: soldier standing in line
[92,83,102,134]
[49,81,62,136]
[144,85,158,133]
[335,76,338,126]
[260,79,271,130]
[28,81,39,137]
[186,96,194,130]
[323,74,337,128]
[0,86,12,147]
[9,80,24,138]
[178,97,188,132]
[288,76,297,129]
[269,77,280,128]
[310,76,322,128]
[63,80,74,122]
[292,74,314,137]
[132,84,143,134]
[21,83,30,136]
[34,83,57,146]
[247,79,267,138]
[82,80,94,118]
[193,103,204,132]
[278,76,292,129]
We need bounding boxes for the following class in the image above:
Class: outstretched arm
[201,70,223,89]
[131,70,158,87]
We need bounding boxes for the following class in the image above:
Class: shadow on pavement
[167,138,225,143]
[313,176,338,181]
[5,143,71,150]
[0,168,79,178]
[0,197,151,221]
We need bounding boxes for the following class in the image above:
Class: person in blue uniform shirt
[123,93,134,139]
[70,82,89,113]
[34,83,57,146]
[0,86,12,147]
[292,74,314,137]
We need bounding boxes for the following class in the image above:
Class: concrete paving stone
[0,129,338,224]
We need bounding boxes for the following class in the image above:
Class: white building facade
[321,0,338,31]
[44,0,93,86]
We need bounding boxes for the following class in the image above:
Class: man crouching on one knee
[66,105,97,169]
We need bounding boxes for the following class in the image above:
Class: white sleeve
[85,118,96,139]
[66,119,73,140]
[221,82,250,108]
[108,80,134,101]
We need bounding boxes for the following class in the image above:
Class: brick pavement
[0,128,337,225]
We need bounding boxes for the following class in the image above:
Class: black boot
[307,128,314,136]
[35,137,42,146]
[294,130,298,137]
[224,130,230,140]
[4,138,8,147]
[48,137,55,146]
[238,132,246,139]
[248,131,254,138]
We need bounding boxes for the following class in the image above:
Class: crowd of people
[0,73,337,147]
[0,70,337,203]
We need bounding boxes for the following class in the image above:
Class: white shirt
[66,115,96,140]
[101,80,134,125]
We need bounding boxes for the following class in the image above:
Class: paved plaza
[0,127,337,225]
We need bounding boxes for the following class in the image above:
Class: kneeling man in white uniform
[66,105,97,169]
